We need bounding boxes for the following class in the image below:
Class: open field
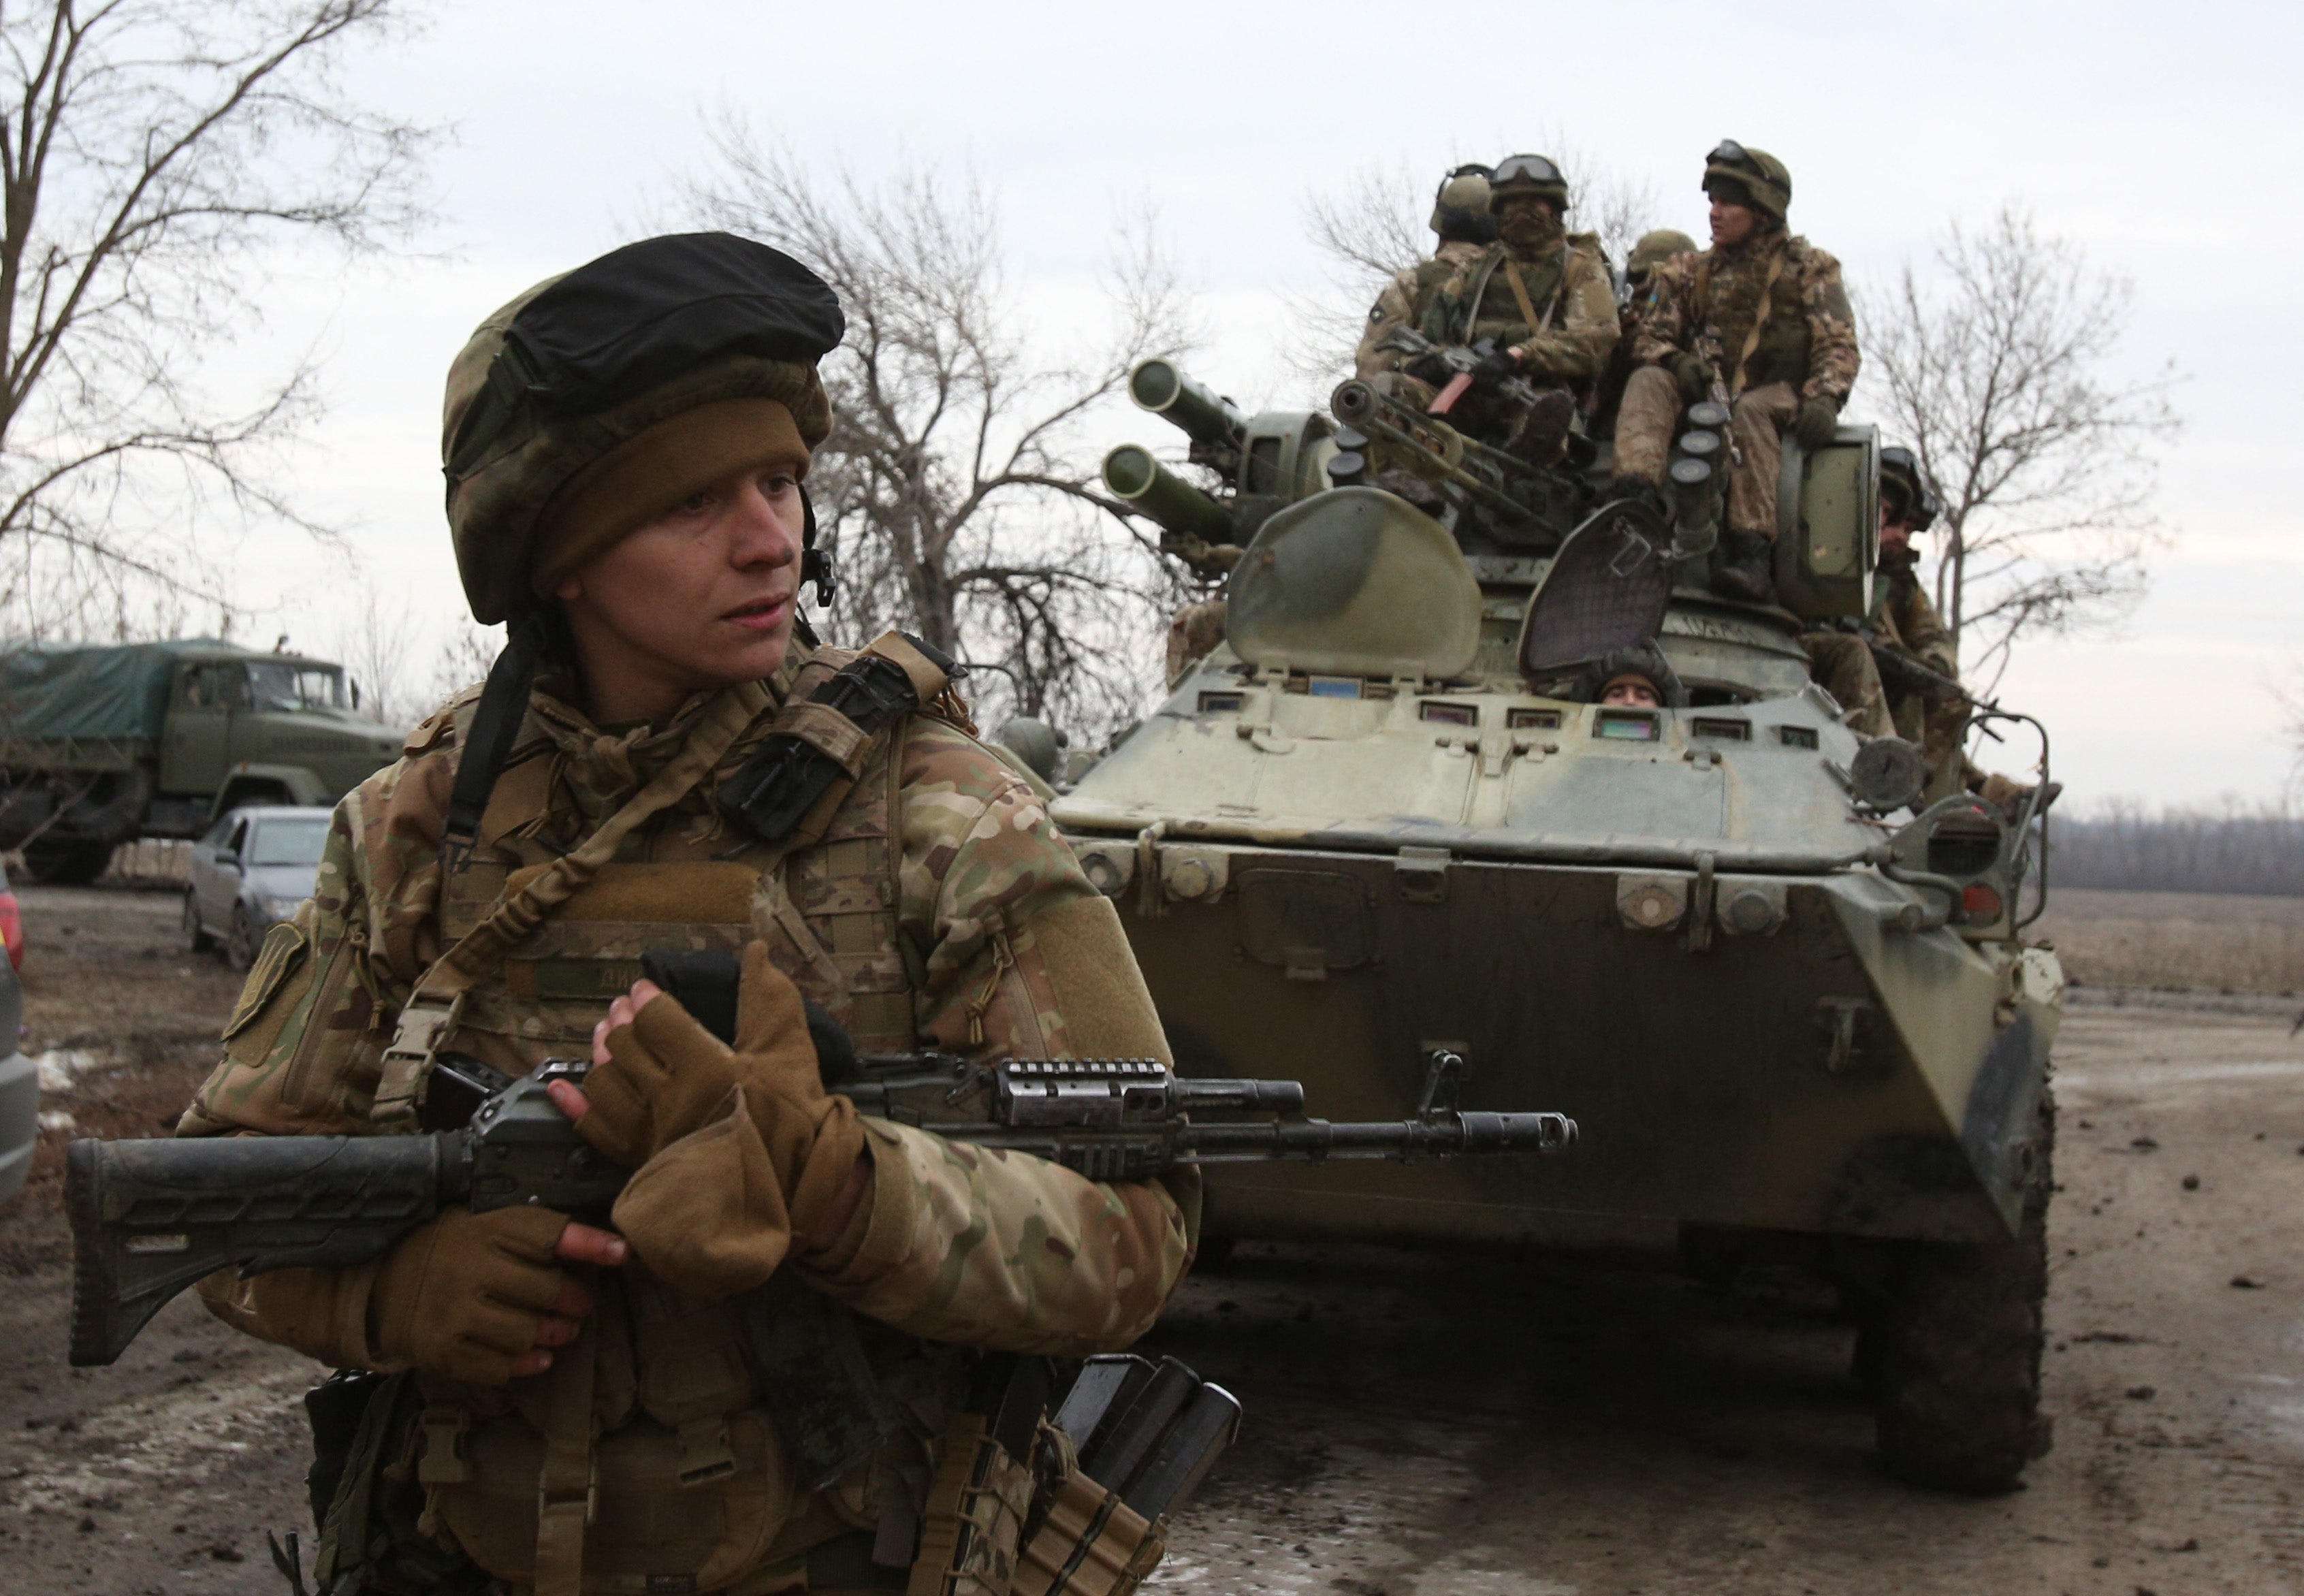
[2034,887,2304,997]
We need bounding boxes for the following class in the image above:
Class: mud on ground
[1,886,2301,1594]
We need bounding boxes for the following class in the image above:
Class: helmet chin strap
[795,483,835,648]
[440,608,548,870]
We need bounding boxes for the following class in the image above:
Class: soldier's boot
[1711,528,1776,603]
[1503,389,1578,469]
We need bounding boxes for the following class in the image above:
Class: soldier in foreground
[1615,142,1860,602]
[178,233,1197,1596]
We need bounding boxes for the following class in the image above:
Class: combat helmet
[1430,163,1497,245]
[441,232,845,627]
[1627,229,1698,280]
[1489,153,1570,214]
[435,232,846,859]
[1572,645,1689,708]
[1701,140,1791,223]
[1878,446,1941,532]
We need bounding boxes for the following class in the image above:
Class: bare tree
[681,123,1198,743]
[1858,204,2181,690]
[328,584,421,727]
[0,0,434,638]
[1285,140,1661,392]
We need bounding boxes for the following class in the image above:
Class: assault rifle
[67,1047,1575,1367]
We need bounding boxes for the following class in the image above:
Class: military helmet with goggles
[1701,140,1793,223]
[1488,153,1569,213]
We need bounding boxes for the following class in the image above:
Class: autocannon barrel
[1129,360,1246,451]
[1102,445,1236,544]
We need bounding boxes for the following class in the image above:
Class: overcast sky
[210,0,2298,811]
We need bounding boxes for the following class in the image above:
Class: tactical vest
[407,646,947,1595]
[1428,244,1569,349]
[1695,236,1812,395]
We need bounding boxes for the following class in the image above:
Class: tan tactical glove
[368,1205,578,1386]
[600,942,868,1297]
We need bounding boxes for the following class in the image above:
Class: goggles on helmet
[1445,161,1494,181]
[1878,447,1940,532]
[1708,140,1751,171]
[1492,154,1565,188]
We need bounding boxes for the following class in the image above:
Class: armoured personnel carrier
[1053,360,2062,1493]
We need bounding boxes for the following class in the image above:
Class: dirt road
[2,885,2300,1594]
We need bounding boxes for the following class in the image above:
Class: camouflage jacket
[1633,229,1859,406]
[186,647,1197,1588]
[1874,561,1956,681]
[1354,240,1488,381]
[1419,236,1619,386]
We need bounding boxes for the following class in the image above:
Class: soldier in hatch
[1592,228,1698,438]
[178,233,1196,1596]
[1573,645,1686,710]
[1614,142,1860,603]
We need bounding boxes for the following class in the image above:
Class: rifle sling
[369,680,769,1130]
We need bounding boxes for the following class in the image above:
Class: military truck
[1055,360,2060,1493]
[0,640,405,883]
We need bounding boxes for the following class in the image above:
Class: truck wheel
[21,838,116,885]
[1868,1094,2054,1493]
[182,889,214,955]
[225,905,261,972]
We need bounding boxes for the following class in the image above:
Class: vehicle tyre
[21,838,116,885]
[226,904,261,972]
[1868,1093,2054,1493]
[182,889,214,955]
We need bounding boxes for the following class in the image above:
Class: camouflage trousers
[1615,370,1799,541]
[1800,632,1893,739]
[1802,633,1971,793]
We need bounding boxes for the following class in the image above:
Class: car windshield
[246,662,346,713]
[248,818,330,867]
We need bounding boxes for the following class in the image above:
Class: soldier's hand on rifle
[369,1207,626,1386]
[551,944,871,1297]
[1406,350,1454,387]
[1470,348,1521,393]
[1667,352,1708,404]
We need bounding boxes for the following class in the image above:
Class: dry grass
[2034,887,2304,996]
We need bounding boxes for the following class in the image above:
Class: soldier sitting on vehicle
[1614,142,1860,603]
[1369,154,1619,468]
[1573,645,1686,709]
[1355,162,1496,385]
[1802,446,1959,754]
[1592,228,1697,439]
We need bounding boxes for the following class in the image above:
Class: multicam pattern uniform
[185,647,1196,1592]
[1352,239,1488,381]
[1629,229,1858,405]
[1802,563,1963,763]
[1616,229,1860,539]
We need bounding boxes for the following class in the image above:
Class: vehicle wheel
[1868,1094,2054,1493]
[182,889,214,955]
[225,905,261,972]
[20,838,116,885]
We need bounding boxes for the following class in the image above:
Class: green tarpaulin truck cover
[0,639,233,743]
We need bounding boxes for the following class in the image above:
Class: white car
[182,805,332,969]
